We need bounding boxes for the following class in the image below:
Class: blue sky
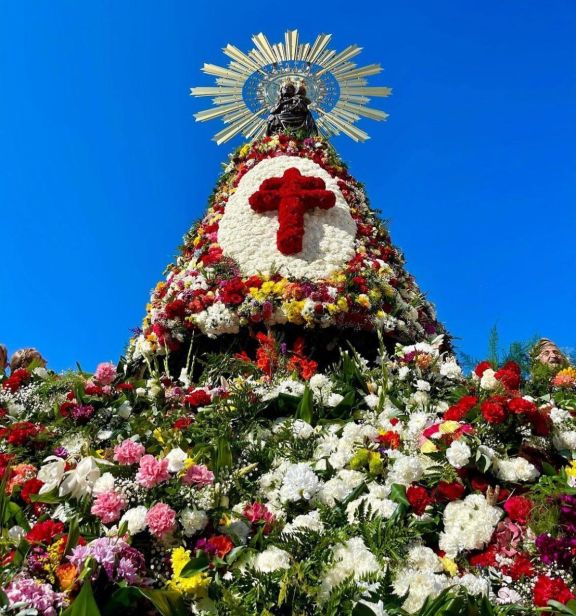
[0,1,574,372]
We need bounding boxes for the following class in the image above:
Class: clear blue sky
[1,1,574,372]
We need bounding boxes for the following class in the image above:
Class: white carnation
[492,457,540,482]
[439,358,462,379]
[317,469,364,506]
[166,447,188,473]
[446,440,471,469]
[92,472,115,495]
[480,369,499,391]
[279,463,322,503]
[180,508,208,536]
[253,546,291,573]
[120,506,148,535]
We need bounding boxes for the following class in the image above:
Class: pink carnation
[136,455,170,488]
[243,502,275,533]
[94,362,117,385]
[114,439,145,465]
[91,490,127,524]
[182,464,215,487]
[145,502,176,538]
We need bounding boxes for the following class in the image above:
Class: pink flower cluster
[136,455,170,488]
[90,490,127,524]
[113,439,145,465]
[145,502,176,538]
[6,576,65,616]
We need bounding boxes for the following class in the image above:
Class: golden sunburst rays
[190,30,392,145]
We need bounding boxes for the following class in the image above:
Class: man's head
[533,338,567,367]
[10,348,47,372]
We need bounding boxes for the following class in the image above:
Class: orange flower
[55,563,78,591]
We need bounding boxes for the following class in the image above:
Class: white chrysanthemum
[438,494,502,557]
[282,511,324,535]
[446,440,471,469]
[166,447,188,473]
[440,357,463,379]
[364,393,380,409]
[319,537,382,602]
[217,155,357,280]
[492,457,540,482]
[253,546,291,573]
[317,469,364,506]
[120,506,148,535]
[416,379,431,392]
[291,419,314,439]
[279,463,322,503]
[180,508,208,536]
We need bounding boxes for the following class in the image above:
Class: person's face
[538,344,565,366]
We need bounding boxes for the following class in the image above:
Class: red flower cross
[248,167,336,255]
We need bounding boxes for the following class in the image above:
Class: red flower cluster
[184,389,211,408]
[503,495,533,524]
[406,485,434,515]
[443,396,478,421]
[2,368,31,393]
[533,575,574,607]
[0,421,42,446]
[26,519,64,544]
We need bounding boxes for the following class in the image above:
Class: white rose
[480,369,499,391]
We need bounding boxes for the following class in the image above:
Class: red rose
[533,575,575,607]
[406,485,433,515]
[503,495,533,524]
[26,520,64,544]
[474,361,492,377]
[481,398,507,424]
[173,417,192,430]
[507,398,537,415]
[435,481,466,502]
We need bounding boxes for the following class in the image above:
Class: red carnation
[173,417,192,430]
[507,398,537,415]
[2,368,31,393]
[495,361,521,390]
[406,485,434,515]
[469,545,498,567]
[533,575,575,607]
[503,553,534,580]
[481,398,507,424]
[0,421,42,446]
[84,383,103,396]
[185,389,211,408]
[26,519,64,544]
[165,299,187,319]
[503,495,533,524]
[474,361,492,378]
[20,478,43,504]
[436,480,466,502]
[443,396,478,421]
[219,278,246,305]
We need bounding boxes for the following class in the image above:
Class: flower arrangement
[1,338,575,615]
[128,135,445,358]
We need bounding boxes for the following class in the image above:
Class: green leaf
[62,581,101,616]
[137,588,188,616]
[352,602,379,616]
[216,437,233,474]
[295,385,313,424]
[12,539,30,568]
[389,483,409,506]
[29,488,61,504]
[65,516,80,556]
[547,600,576,615]
[179,552,210,577]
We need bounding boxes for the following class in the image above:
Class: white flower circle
[217,156,357,280]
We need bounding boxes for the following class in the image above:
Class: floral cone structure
[1,135,576,616]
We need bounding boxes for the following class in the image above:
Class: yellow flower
[420,439,438,454]
[336,297,349,312]
[169,547,210,597]
[284,300,306,323]
[239,143,251,157]
[153,428,165,444]
[356,294,371,309]
[439,421,461,434]
[440,556,458,576]
[566,461,576,478]
[369,289,382,301]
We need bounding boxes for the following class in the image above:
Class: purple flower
[5,576,65,616]
[53,446,68,458]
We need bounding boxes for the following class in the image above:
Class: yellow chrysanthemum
[336,297,349,312]
[566,461,576,478]
[356,294,371,309]
[284,300,306,323]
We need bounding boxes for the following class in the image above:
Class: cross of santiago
[248,167,336,255]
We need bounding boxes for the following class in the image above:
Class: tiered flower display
[1,136,575,615]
